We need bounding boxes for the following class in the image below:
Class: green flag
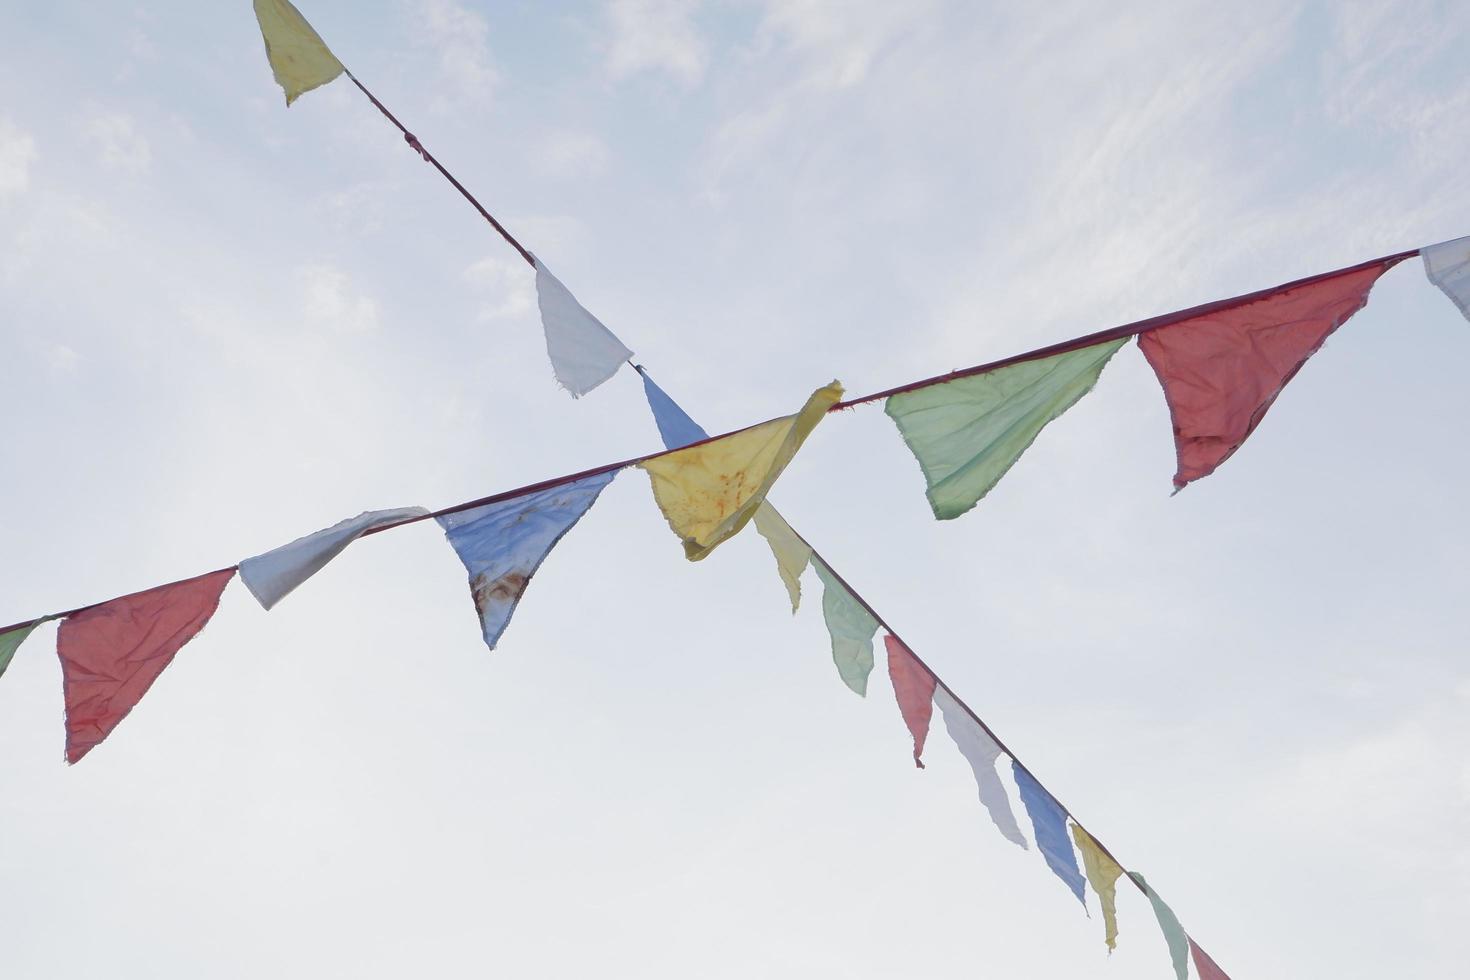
[813,560,879,696]
[0,620,43,681]
[886,338,1126,519]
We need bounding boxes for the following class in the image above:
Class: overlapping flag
[6,2,1469,976]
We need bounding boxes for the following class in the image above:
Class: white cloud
[757,0,936,90]
[462,255,535,319]
[47,344,79,375]
[302,264,380,334]
[83,110,151,174]
[0,118,37,198]
[535,130,610,179]
[413,0,499,105]
[606,0,707,83]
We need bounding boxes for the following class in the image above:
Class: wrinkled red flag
[1138,262,1394,490]
[57,568,235,764]
[1189,939,1232,980]
[884,634,936,768]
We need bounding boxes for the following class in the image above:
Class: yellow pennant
[642,381,843,561]
[752,503,811,611]
[1071,824,1125,952]
[253,0,345,106]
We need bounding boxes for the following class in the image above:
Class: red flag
[1189,939,1232,980]
[1138,262,1393,490]
[57,568,235,764]
[884,634,936,768]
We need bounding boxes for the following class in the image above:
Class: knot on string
[403,132,430,162]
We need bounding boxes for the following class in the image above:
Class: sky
[1,1,1467,977]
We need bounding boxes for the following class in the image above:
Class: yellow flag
[253,0,345,106]
[752,503,810,612]
[641,381,843,561]
[1071,824,1124,951]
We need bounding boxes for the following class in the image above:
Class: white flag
[1423,236,1470,322]
[934,686,1028,848]
[534,258,634,397]
[240,506,428,610]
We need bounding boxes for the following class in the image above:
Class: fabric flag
[886,338,1127,519]
[239,506,428,610]
[252,0,345,106]
[1071,824,1125,951]
[1190,939,1232,980]
[640,369,710,450]
[534,258,634,398]
[1138,262,1394,490]
[1013,761,1087,905]
[641,381,843,561]
[437,472,615,651]
[0,620,45,681]
[638,369,812,609]
[813,560,880,696]
[884,635,935,767]
[932,686,1028,848]
[751,504,810,612]
[1422,236,1470,322]
[1129,872,1190,980]
[56,568,235,764]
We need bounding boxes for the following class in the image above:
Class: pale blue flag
[437,471,616,650]
[638,369,708,450]
[1012,761,1087,905]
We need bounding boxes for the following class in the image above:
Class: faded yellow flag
[253,0,345,106]
[1071,824,1125,952]
[752,504,810,612]
[642,381,842,561]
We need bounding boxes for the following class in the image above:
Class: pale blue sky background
[1,2,1467,977]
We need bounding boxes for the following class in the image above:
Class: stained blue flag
[437,471,616,650]
[639,369,709,450]
[1012,761,1087,905]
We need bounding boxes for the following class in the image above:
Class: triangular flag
[884,635,935,767]
[240,506,428,610]
[932,686,1028,848]
[0,619,45,681]
[1138,262,1395,490]
[1129,872,1190,980]
[751,504,810,612]
[1013,761,1087,905]
[637,369,812,608]
[641,381,843,561]
[812,559,879,696]
[886,338,1126,519]
[1189,939,1232,980]
[534,258,634,398]
[1071,824,1125,951]
[252,0,345,106]
[437,472,615,651]
[639,369,710,451]
[57,568,235,764]
[1422,236,1470,322]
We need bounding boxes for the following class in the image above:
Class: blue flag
[437,471,616,650]
[639,369,708,450]
[1012,761,1087,905]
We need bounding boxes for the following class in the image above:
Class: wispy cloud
[605,0,707,84]
[0,118,37,198]
[83,110,152,174]
[411,0,499,106]
[462,254,535,319]
[301,264,380,335]
[535,130,610,180]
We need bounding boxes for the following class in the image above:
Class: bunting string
[0,231,1430,637]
